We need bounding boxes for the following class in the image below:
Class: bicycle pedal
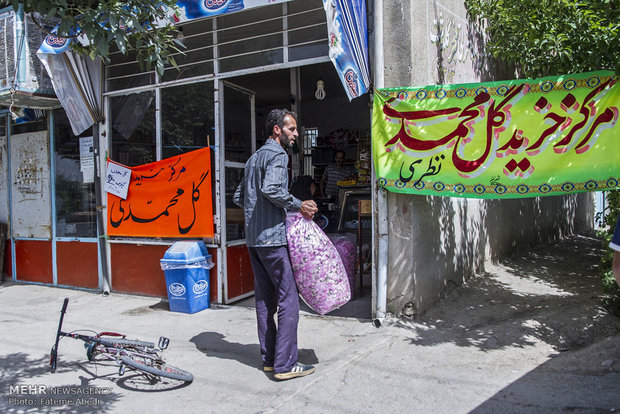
[158,336,170,349]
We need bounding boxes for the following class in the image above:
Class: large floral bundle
[328,233,357,296]
[286,213,351,315]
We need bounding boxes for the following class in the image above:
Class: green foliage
[2,0,185,76]
[465,0,619,78]
[596,190,620,315]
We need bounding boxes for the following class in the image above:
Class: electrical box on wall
[0,9,59,109]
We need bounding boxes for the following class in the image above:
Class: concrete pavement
[1,233,619,413]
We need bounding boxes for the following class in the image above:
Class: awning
[323,0,371,101]
[37,32,103,136]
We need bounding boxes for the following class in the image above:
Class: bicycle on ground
[50,297,193,383]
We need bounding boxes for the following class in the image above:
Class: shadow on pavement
[470,335,620,413]
[0,353,123,413]
[389,234,620,354]
[190,331,318,372]
[383,233,620,412]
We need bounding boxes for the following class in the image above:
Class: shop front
[101,0,373,309]
[2,0,374,317]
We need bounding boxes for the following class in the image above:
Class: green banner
[372,71,619,198]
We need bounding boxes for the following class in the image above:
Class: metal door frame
[217,80,256,304]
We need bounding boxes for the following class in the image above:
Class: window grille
[303,127,318,176]
[106,0,327,92]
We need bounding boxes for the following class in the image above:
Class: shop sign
[107,147,214,237]
[372,71,620,199]
[173,0,293,22]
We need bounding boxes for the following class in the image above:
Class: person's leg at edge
[249,247,277,369]
[255,246,299,373]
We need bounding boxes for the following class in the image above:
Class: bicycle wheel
[120,355,194,383]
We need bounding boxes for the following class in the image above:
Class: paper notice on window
[104,160,131,199]
[79,136,94,183]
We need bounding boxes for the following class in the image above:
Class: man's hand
[299,200,318,220]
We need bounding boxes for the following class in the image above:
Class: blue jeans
[248,246,299,373]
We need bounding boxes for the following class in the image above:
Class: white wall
[9,130,52,239]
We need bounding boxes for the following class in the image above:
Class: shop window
[225,167,245,241]
[287,2,328,62]
[289,42,328,62]
[110,91,156,166]
[217,2,283,31]
[217,8,284,73]
[160,19,215,83]
[10,112,47,135]
[224,86,254,163]
[0,114,6,136]
[106,49,157,92]
[53,109,97,238]
[219,44,284,73]
[159,50,214,83]
[105,0,328,91]
[303,127,318,176]
[161,81,214,159]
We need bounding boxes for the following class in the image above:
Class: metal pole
[372,0,387,326]
[92,123,110,294]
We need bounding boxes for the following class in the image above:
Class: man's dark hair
[266,109,297,136]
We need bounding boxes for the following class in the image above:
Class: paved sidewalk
[1,233,619,413]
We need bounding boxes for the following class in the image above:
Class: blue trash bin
[160,241,214,314]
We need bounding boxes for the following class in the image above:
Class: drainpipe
[372,0,387,327]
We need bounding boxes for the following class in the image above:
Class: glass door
[221,81,256,303]
[52,109,99,289]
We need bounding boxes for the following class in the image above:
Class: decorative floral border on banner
[372,71,620,199]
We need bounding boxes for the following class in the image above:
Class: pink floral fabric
[286,213,351,315]
[328,233,357,294]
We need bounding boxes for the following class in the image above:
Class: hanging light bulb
[315,79,326,100]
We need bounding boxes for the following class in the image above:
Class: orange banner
[107,147,214,238]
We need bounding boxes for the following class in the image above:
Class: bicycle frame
[50,298,193,383]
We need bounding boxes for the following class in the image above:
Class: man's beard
[280,134,293,148]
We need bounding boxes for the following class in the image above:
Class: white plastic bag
[286,212,351,315]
